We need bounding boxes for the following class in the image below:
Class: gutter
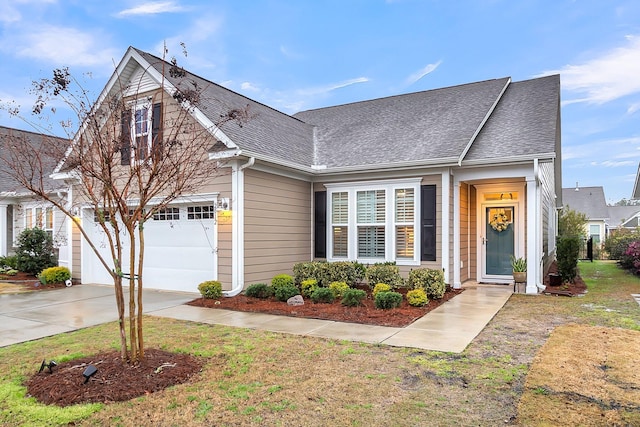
[223,156,255,297]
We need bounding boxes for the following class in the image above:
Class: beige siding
[459,182,470,282]
[539,160,557,275]
[469,186,477,279]
[71,221,82,281]
[244,169,311,285]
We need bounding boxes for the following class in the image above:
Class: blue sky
[0,0,639,204]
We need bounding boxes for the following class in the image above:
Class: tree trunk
[137,220,145,359]
[128,228,138,363]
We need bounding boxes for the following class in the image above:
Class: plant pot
[548,273,562,286]
[512,271,527,283]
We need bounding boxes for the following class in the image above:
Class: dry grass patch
[518,323,640,426]
[0,282,28,294]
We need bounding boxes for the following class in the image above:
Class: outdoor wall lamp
[82,365,98,384]
[216,198,230,211]
[38,360,57,374]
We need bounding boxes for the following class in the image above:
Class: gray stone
[287,295,304,306]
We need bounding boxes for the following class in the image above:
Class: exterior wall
[469,185,477,279]
[459,182,470,282]
[243,168,311,285]
[539,160,557,275]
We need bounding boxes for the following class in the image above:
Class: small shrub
[406,288,428,307]
[604,229,640,260]
[293,261,326,286]
[198,281,223,299]
[271,274,294,290]
[319,261,358,286]
[245,283,273,299]
[0,255,18,269]
[300,279,319,298]
[38,266,71,284]
[557,235,581,282]
[352,261,367,282]
[407,268,445,299]
[365,263,403,288]
[328,281,350,299]
[374,291,403,309]
[372,283,392,298]
[341,288,366,307]
[4,269,18,276]
[274,284,300,302]
[15,228,56,275]
[310,287,335,304]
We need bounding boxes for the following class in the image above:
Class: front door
[483,206,515,280]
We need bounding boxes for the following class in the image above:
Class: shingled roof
[98,47,561,174]
[562,186,609,220]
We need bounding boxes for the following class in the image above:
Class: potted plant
[510,255,527,283]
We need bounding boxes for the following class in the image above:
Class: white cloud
[628,103,640,115]
[297,77,370,96]
[241,82,260,92]
[117,1,185,17]
[0,0,56,24]
[405,60,442,85]
[591,160,637,168]
[11,25,118,69]
[540,35,640,104]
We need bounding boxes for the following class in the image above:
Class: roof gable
[562,186,609,219]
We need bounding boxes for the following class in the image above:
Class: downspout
[223,156,255,297]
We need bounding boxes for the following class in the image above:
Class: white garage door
[81,205,217,293]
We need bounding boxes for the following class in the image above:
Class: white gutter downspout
[223,156,255,297]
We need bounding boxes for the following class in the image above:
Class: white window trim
[130,99,153,162]
[326,178,421,266]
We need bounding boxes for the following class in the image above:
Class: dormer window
[120,101,162,165]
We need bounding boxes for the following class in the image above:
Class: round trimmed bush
[274,284,300,302]
[408,268,445,299]
[372,283,392,298]
[310,287,335,304]
[374,291,403,309]
[198,280,223,299]
[301,279,319,298]
[245,283,274,299]
[271,274,294,290]
[366,264,403,288]
[15,228,56,275]
[341,288,366,307]
[406,288,428,307]
[328,281,350,299]
[38,266,71,284]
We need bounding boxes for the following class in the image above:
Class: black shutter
[151,102,163,161]
[421,185,436,261]
[314,191,327,258]
[120,110,131,165]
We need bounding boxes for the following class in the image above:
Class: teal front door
[485,206,514,276]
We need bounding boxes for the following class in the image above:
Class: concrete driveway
[0,284,198,347]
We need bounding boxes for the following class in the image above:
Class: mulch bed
[0,271,71,291]
[541,261,588,297]
[187,285,464,328]
[25,349,205,407]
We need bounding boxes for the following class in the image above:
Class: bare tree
[0,47,250,363]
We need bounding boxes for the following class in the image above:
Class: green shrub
[328,281,350,299]
[271,274,294,290]
[406,288,428,307]
[557,235,581,283]
[341,288,367,307]
[604,229,640,259]
[38,266,71,284]
[374,291,403,309]
[365,263,403,288]
[372,283,392,298]
[0,255,18,269]
[245,283,274,299]
[15,228,56,275]
[274,284,300,302]
[407,268,445,299]
[293,261,326,286]
[197,281,223,299]
[319,261,358,286]
[4,269,17,276]
[310,287,335,304]
[300,279,319,298]
[352,261,367,282]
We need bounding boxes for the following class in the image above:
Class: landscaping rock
[287,295,304,306]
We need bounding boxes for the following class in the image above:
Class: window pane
[35,207,43,228]
[153,207,180,221]
[396,226,414,258]
[357,190,385,223]
[332,192,348,223]
[187,205,215,220]
[135,107,148,135]
[45,208,53,229]
[395,188,414,222]
[332,226,348,257]
[358,226,385,258]
[26,209,33,228]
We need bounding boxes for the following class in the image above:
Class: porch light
[39,360,57,374]
[216,198,230,211]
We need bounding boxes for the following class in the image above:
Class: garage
[80,203,218,293]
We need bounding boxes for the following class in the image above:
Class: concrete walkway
[1,283,512,353]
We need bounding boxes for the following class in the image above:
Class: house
[54,47,561,295]
[561,185,609,244]
[0,126,71,267]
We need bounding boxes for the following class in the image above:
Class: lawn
[1,260,639,426]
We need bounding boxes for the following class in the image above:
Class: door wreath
[489,209,510,232]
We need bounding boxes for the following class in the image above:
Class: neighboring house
[55,47,562,294]
[607,205,640,233]
[561,186,609,244]
[0,126,71,268]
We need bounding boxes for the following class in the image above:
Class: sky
[0,0,639,204]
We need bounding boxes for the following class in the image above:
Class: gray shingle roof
[562,186,609,220]
[127,48,560,172]
[608,205,640,227]
[0,126,64,195]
